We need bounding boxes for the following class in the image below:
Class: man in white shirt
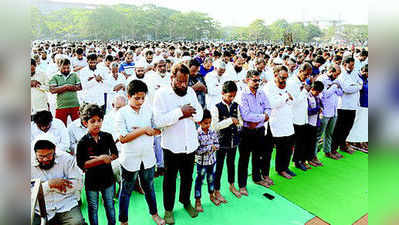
[31,58,49,115]
[105,62,127,113]
[31,133,84,225]
[287,62,313,172]
[68,103,89,156]
[226,54,247,93]
[31,110,70,153]
[72,48,87,73]
[153,62,203,224]
[331,56,363,156]
[80,53,108,111]
[263,65,295,179]
[205,61,230,108]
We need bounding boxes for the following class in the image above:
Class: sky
[48,0,368,26]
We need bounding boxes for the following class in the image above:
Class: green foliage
[31,5,367,42]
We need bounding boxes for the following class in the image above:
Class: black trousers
[273,135,294,173]
[331,109,356,153]
[162,149,195,211]
[238,127,271,188]
[305,124,318,161]
[214,146,237,190]
[292,124,307,163]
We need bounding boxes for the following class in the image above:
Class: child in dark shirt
[76,104,118,225]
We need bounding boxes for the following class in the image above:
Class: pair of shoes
[325,152,339,160]
[184,203,199,218]
[164,210,175,224]
[295,162,307,171]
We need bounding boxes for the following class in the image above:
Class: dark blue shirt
[199,65,214,77]
[359,74,368,108]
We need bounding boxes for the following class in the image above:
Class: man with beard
[330,56,363,156]
[315,64,343,160]
[72,48,87,72]
[263,65,295,179]
[80,54,108,112]
[205,61,230,108]
[188,59,207,109]
[31,133,84,225]
[143,50,155,73]
[153,62,203,224]
[227,54,247,93]
[238,70,272,196]
[49,58,82,126]
[287,62,314,172]
[126,60,146,85]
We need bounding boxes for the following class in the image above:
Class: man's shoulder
[53,118,67,129]
[56,150,75,164]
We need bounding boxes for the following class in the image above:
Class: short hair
[198,46,206,52]
[105,55,113,62]
[31,58,36,67]
[223,51,232,57]
[201,109,211,122]
[343,56,355,64]
[222,81,237,93]
[33,110,53,126]
[145,50,153,56]
[59,58,71,67]
[312,80,324,92]
[299,62,312,72]
[214,50,222,57]
[276,65,288,73]
[246,70,260,79]
[314,55,325,65]
[76,48,84,55]
[34,140,56,152]
[127,79,148,97]
[333,55,342,62]
[189,59,201,68]
[87,53,98,61]
[81,104,104,122]
[171,62,190,77]
[360,50,368,57]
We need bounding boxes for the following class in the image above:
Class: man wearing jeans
[316,64,343,159]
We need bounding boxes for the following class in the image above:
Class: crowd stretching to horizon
[31,40,368,225]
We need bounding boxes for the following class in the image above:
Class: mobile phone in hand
[263,193,275,200]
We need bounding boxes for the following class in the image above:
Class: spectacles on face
[36,152,54,160]
[251,79,261,83]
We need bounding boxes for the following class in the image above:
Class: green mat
[81,165,314,225]
[270,150,368,225]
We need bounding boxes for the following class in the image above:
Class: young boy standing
[194,109,220,212]
[210,81,242,202]
[76,104,118,225]
[306,81,324,168]
[115,79,165,225]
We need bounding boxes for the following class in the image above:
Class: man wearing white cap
[205,61,232,108]
[31,133,84,225]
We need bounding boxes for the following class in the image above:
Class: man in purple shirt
[238,70,272,196]
[315,64,343,160]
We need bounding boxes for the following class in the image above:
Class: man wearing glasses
[238,70,272,196]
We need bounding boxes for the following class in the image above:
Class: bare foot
[195,199,204,212]
[263,176,274,186]
[229,185,241,198]
[120,222,128,225]
[239,187,248,196]
[215,191,227,203]
[255,180,270,188]
[210,194,221,206]
[278,171,292,179]
[152,214,165,225]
